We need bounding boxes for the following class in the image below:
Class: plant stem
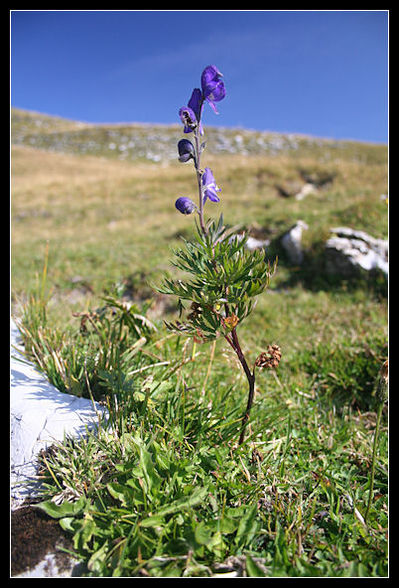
[193,116,207,236]
[364,401,383,525]
[225,328,256,445]
[191,103,254,443]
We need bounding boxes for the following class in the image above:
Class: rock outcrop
[325,227,388,278]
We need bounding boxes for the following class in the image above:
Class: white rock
[245,236,270,250]
[325,227,388,277]
[10,319,106,508]
[280,220,309,265]
[295,182,317,201]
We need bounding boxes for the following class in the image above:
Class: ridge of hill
[11,108,386,165]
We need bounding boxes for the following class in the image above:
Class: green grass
[33,313,387,576]
[11,109,388,577]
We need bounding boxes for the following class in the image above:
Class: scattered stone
[246,236,270,250]
[325,227,388,278]
[295,182,317,201]
[280,220,309,265]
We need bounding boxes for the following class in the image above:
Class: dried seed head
[255,344,282,369]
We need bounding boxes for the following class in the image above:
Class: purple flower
[179,106,198,133]
[178,139,195,162]
[188,88,204,135]
[201,65,226,113]
[175,196,196,215]
[202,167,221,203]
[179,88,204,134]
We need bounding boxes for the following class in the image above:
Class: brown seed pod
[255,344,282,369]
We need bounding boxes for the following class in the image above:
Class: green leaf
[234,504,259,548]
[194,522,213,545]
[107,482,134,506]
[87,541,109,574]
[35,496,87,519]
[156,486,208,517]
[246,555,266,577]
[59,516,77,532]
[139,514,165,528]
[139,444,161,494]
[74,512,97,550]
[219,516,239,534]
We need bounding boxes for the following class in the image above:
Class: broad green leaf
[219,516,239,534]
[107,482,134,506]
[35,496,87,519]
[75,512,97,550]
[194,522,213,545]
[156,486,208,517]
[59,516,77,532]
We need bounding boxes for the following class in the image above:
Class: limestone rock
[295,182,317,201]
[280,220,309,265]
[325,227,388,277]
[10,319,106,509]
[245,236,270,250]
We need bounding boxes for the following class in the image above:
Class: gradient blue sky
[11,10,388,143]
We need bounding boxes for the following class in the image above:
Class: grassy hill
[11,108,388,577]
[11,108,387,305]
[12,107,387,164]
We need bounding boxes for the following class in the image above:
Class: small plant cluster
[157,65,279,444]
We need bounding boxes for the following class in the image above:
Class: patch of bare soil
[11,502,75,577]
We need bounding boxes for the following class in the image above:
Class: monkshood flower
[179,89,204,135]
[177,139,195,163]
[179,106,198,133]
[175,196,196,215]
[201,65,226,113]
[178,66,225,133]
[188,88,204,135]
[202,167,221,203]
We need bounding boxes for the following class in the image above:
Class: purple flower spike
[179,106,198,133]
[202,167,221,203]
[175,196,196,215]
[201,65,226,114]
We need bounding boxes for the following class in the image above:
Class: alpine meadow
[11,81,388,579]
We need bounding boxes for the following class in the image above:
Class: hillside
[12,108,386,165]
[11,106,388,322]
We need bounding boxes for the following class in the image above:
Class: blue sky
[11,10,388,143]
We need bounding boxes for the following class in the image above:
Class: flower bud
[177,139,195,163]
[175,196,196,215]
